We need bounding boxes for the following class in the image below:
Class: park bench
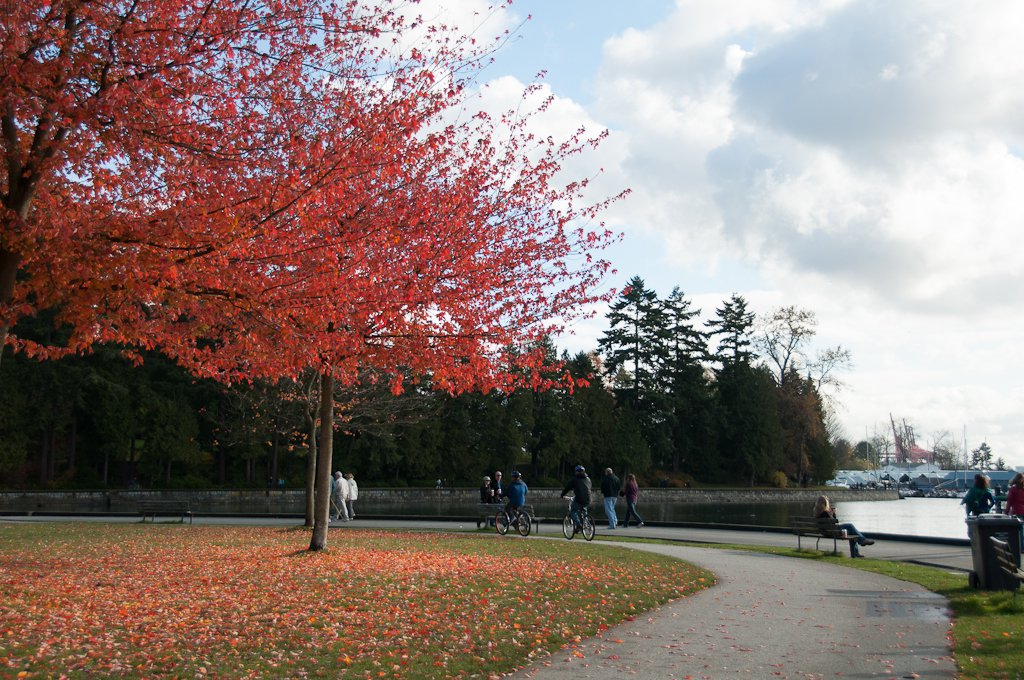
[138,500,193,524]
[791,516,845,553]
[990,536,1024,592]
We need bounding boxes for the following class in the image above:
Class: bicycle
[561,499,595,541]
[495,505,532,537]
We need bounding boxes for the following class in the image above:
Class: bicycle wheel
[516,512,532,537]
[495,511,509,535]
[562,514,575,540]
[581,515,595,541]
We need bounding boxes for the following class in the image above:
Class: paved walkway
[2,515,964,678]
[508,543,955,679]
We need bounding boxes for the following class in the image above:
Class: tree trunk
[217,439,226,486]
[308,372,334,551]
[304,402,318,527]
[68,417,77,473]
[0,247,19,369]
[38,427,52,485]
[270,429,279,486]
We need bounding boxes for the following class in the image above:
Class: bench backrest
[791,516,841,534]
[991,536,1021,571]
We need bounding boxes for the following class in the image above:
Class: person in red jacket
[1005,473,1024,516]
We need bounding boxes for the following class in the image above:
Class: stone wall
[0,486,896,513]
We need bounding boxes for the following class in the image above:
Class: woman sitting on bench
[815,495,874,558]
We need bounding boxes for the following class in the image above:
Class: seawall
[0,487,897,514]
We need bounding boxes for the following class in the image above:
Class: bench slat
[790,516,844,553]
[990,537,1024,589]
[138,501,193,524]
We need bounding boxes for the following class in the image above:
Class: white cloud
[579,0,1024,461]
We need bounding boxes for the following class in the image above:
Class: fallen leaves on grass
[0,524,710,678]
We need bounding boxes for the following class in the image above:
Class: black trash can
[968,514,1023,590]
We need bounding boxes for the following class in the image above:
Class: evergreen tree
[659,288,714,473]
[705,293,756,367]
[598,276,664,406]
[598,277,668,472]
[713,362,782,485]
[970,442,994,469]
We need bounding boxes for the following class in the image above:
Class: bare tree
[757,306,817,387]
[928,430,962,469]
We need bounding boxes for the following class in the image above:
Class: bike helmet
[510,471,521,479]
[574,465,586,474]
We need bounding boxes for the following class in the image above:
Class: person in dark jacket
[491,471,504,503]
[479,476,495,504]
[814,495,873,558]
[600,468,622,529]
[961,474,996,517]
[560,465,592,529]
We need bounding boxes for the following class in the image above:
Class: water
[829,497,971,540]
[360,496,975,540]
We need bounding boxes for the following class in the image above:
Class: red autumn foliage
[1,0,621,392]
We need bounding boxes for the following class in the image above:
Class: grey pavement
[2,514,964,678]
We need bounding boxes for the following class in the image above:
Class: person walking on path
[815,495,873,558]
[560,465,592,529]
[331,471,350,522]
[1005,473,1024,516]
[344,472,358,519]
[622,473,644,528]
[961,473,995,527]
[600,468,621,530]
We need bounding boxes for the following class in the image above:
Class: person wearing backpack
[962,473,996,517]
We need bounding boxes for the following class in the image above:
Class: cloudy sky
[428,0,1024,466]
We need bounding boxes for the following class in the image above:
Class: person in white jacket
[345,472,358,520]
[331,471,350,522]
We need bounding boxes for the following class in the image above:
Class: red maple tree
[1,1,622,549]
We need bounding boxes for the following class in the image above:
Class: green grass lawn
[0,523,711,678]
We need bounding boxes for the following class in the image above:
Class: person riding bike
[560,465,592,529]
[501,471,529,521]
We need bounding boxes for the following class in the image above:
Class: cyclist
[560,465,592,529]
[501,471,529,521]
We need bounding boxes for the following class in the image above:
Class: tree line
[0,276,856,489]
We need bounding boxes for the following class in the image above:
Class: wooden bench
[138,500,193,524]
[990,537,1024,592]
[791,516,845,553]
